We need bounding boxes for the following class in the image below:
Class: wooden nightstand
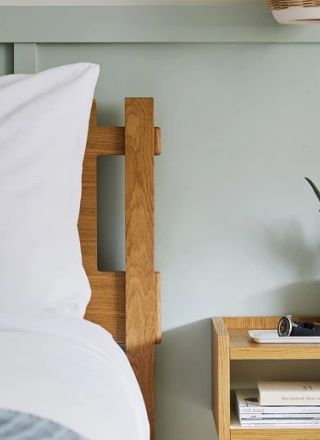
[212,316,320,440]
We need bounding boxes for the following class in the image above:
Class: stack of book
[235,382,320,427]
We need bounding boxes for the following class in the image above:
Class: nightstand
[212,316,320,440]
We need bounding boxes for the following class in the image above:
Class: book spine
[242,424,320,428]
[240,413,320,420]
[241,419,320,426]
[239,406,320,414]
[259,393,320,406]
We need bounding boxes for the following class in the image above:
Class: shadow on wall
[155,283,320,440]
[259,220,320,280]
[155,221,320,440]
[156,319,218,440]
[247,219,320,315]
[247,279,320,316]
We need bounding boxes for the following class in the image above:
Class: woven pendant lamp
[268,0,320,23]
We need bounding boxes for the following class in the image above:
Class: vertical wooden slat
[212,318,230,440]
[79,101,98,274]
[125,98,156,439]
[80,99,161,437]
[82,101,128,342]
[155,272,161,344]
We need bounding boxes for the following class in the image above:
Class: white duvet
[0,313,149,440]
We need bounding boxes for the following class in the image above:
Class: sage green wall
[37,43,320,440]
[2,6,320,440]
[0,44,13,74]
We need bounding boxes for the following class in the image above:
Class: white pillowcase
[0,63,99,317]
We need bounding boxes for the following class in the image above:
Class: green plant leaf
[305,177,320,206]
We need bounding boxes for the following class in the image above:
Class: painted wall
[0,44,12,75]
[2,6,320,440]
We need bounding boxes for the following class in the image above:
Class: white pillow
[0,63,99,317]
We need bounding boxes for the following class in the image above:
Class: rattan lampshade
[268,0,320,23]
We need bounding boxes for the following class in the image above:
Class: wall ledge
[1,5,320,43]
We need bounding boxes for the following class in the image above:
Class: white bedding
[0,64,99,318]
[0,314,149,440]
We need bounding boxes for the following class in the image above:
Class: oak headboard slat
[79,98,160,439]
[87,100,161,156]
[83,270,161,344]
[125,98,156,435]
[84,271,125,341]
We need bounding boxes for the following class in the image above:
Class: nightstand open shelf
[212,316,320,440]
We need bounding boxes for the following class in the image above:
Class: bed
[0,63,161,440]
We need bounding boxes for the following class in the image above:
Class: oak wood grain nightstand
[212,316,320,440]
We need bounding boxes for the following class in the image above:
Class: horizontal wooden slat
[229,328,320,360]
[83,270,160,345]
[224,316,281,330]
[87,101,161,155]
[231,428,320,440]
[86,126,160,155]
[223,316,319,330]
[87,126,125,154]
[84,271,125,343]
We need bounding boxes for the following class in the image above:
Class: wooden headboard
[78,98,161,440]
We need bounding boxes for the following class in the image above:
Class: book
[258,382,320,406]
[241,419,320,427]
[242,414,320,420]
[235,389,320,415]
[235,389,320,428]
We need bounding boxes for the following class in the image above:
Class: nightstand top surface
[213,317,320,360]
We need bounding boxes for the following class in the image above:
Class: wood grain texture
[80,100,161,345]
[213,316,320,440]
[223,316,319,330]
[224,316,281,330]
[84,271,125,341]
[268,0,320,11]
[229,329,320,360]
[212,318,230,440]
[155,272,161,344]
[87,100,161,155]
[231,428,320,440]
[79,99,161,439]
[125,98,157,439]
